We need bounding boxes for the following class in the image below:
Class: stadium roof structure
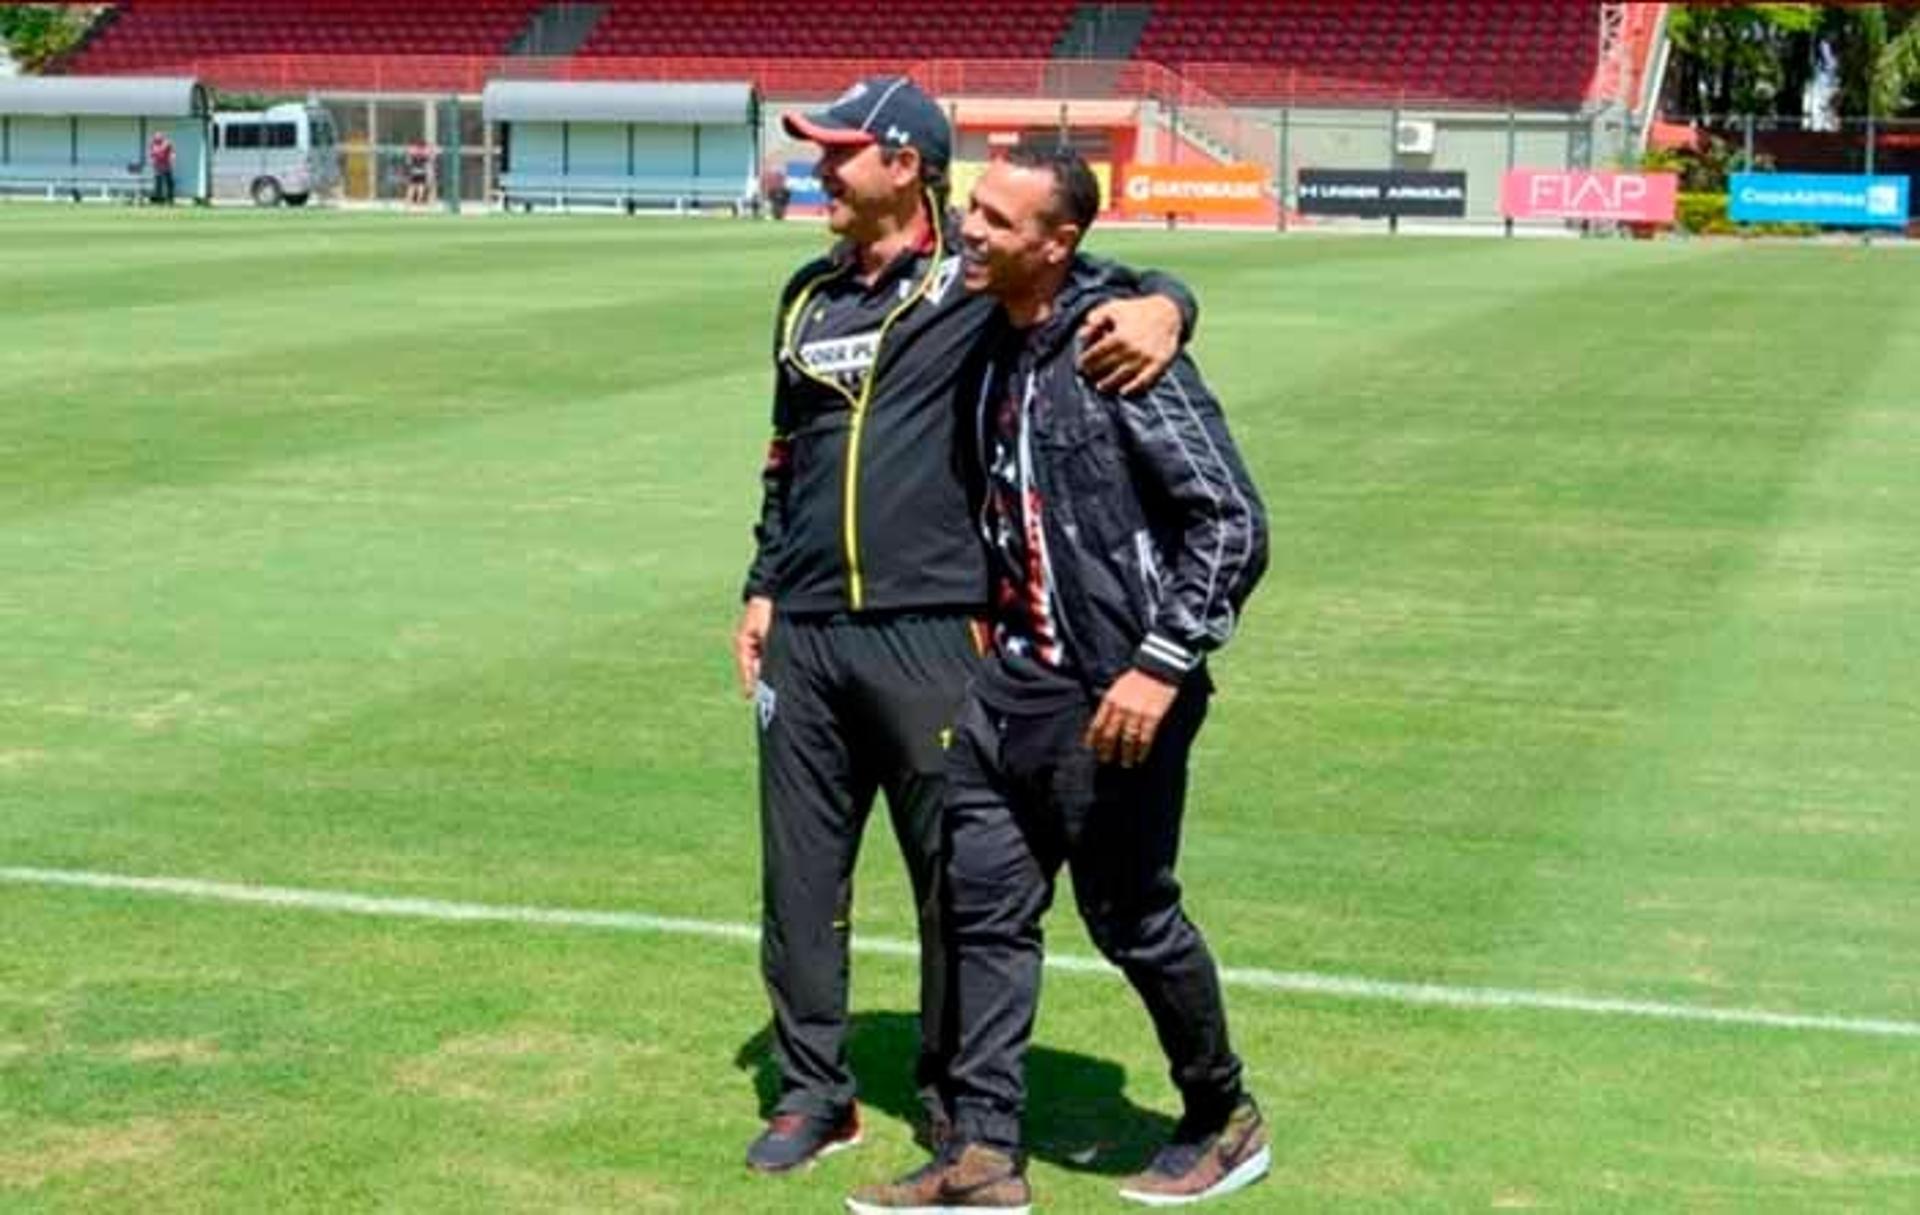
[0,75,209,118]
[481,80,757,126]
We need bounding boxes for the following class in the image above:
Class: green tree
[1870,7,1920,116]
[1667,3,1920,120]
[1667,4,1820,117]
[1816,3,1920,117]
[1820,2,1889,117]
[0,4,101,74]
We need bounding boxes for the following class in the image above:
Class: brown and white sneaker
[845,1143,1033,1214]
[1117,1095,1271,1206]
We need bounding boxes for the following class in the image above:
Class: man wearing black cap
[735,76,1200,1174]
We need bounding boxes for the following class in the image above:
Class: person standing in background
[147,130,175,206]
[404,135,433,206]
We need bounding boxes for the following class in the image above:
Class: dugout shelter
[0,75,211,203]
[482,80,759,213]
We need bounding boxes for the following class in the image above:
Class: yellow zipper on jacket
[778,195,946,611]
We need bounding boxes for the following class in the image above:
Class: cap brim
[782,111,876,146]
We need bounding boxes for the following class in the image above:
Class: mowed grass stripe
[1495,251,1920,1010]
[1530,274,1920,1013]
[2,358,769,908]
[1160,243,1920,1007]
[5,224,1705,943]
[3,223,794,517]
[5,214,1917,1000]
[5,865,1919,1041]
[6,212,1920,1210]
[5,881,1911,1211]
[0,222,794,384]
[0,206,804,275]
[0,215,804,327]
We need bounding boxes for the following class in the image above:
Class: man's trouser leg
[758,616,874,1120]
[945,681,1244,1149]
[758,612,979,1122]
[842,612,982,1124]
[1069,683,1244,1126]
[944,693,1068,1153]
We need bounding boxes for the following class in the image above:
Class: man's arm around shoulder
[1074,255,1200,395]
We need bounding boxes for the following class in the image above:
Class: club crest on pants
[755,679,778,731]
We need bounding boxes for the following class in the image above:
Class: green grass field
[3,205,1918,1212]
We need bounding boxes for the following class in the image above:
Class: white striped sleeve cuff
[1133,632,1199,685]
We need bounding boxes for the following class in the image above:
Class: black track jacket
[973,257,1268,692]
[743,213,1196,616]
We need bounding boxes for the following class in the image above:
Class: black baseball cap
[782,76,951,171]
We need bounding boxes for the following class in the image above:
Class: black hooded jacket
[973,257,1268,692]
[742,211,1196,616]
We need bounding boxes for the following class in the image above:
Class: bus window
[224,123,262,150]
[266,123,298,150]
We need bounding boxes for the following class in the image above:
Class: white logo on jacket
[798,329,881,377]
[926,255,961,305]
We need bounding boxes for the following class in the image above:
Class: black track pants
[756,610,982,1121]
[943,681,1244,1151]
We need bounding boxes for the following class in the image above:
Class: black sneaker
[745,1103,863,1173]
[1118,1095,1270,1205]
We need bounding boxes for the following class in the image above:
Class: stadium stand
[59,0,1622,112]
[576,0,1077,63]
[70,0,541,72]
[1138,0,1601,106]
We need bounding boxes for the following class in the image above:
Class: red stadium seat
[1137,0,1599,105]
[68,0,544,79]
[65,0,1606,108]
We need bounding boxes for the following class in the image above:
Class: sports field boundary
[5,865,1915,1042]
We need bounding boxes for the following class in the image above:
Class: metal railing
[96,52,1595,113]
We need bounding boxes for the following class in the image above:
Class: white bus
[212,103,340,206]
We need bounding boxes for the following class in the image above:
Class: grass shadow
[734,1010,1175,1177]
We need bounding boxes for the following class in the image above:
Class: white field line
[3,865,1916,1041]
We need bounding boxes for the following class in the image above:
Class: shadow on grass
[734,1011,1175,1177]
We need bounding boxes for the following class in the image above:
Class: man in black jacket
[734,78,1199,1174]
[848,147,1269,1213]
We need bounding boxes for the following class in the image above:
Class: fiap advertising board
[1727,173,1910,228]
[1501,170,1677,223]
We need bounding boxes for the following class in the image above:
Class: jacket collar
[829,206,947,294]
[1019,256,1127,362]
